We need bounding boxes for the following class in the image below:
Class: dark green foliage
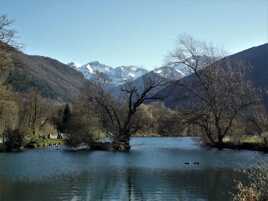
[55,104,72,134]
[64,113,95,147]
[62,104,71,130]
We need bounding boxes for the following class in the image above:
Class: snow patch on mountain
[152,63,189,80]
[70,61,148,86]
[68,61,189,86]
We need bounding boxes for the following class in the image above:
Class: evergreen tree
[59,104,71,133]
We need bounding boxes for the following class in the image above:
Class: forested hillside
[6,47,87,102]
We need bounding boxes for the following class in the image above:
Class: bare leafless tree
[90,76,165,151]
[0,15,16,45]
[169,35,260,146]
[0,15,19,82]
[0,15,18,139]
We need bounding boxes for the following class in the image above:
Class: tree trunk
[112,131,131,151]
[112,140,130,151]
[216,135,224,148]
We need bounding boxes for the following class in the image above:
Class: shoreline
[1,136,268,153]
[207,142,268,153]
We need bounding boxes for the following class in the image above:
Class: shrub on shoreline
[233,163,268,201]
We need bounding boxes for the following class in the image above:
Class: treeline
[0,84,70,151]
[0,15,67,151]
[62,80,191,150]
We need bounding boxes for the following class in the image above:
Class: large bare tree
[90,76,165,151]
[0,15,16,45]
[169,35,260,146]
[0,15,17,83]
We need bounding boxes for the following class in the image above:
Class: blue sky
[1,0,268,69]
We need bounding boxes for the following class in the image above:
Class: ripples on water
[0,137,267,201]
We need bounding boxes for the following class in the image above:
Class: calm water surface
[0,137,267,201]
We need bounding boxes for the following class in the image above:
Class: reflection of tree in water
[111,168,239,201]
[68,168,146,201]
[0,168,243,201]
[81,168,240,201]
[126,169,145,201]
[84,168,146,201]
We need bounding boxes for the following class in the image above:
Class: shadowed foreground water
[0,137,267,201]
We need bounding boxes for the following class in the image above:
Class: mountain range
[69,61,188,86]
[3,42,267,107]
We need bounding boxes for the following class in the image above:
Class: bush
[64,109,100,147]
[3,128,25,151]
[233,163,268,201]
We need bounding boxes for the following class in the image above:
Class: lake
[0,137,267,201]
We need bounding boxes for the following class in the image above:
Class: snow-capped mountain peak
[84,64,94,74]
[69,61,188,86]
[71,61,148,86]
[152,63,188,80]
[76,61,113,80]
[83,61,112,73]
[111,65,148,84]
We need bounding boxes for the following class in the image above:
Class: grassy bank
[211,135,268,152]
[0,138,64,152]
[26,138,64,148]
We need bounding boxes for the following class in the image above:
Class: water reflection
[0,167,242,201]
[0,137,266,201]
